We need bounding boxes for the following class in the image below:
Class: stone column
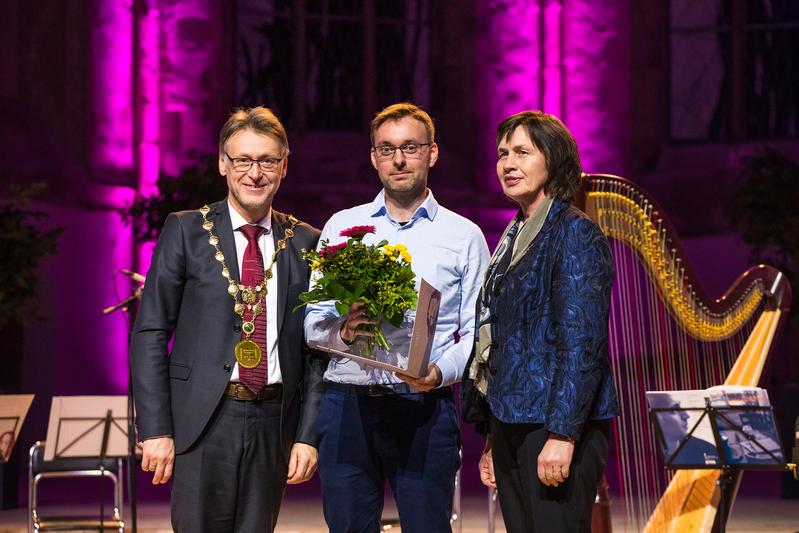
[562,0,630,175]
[90,0,134,179]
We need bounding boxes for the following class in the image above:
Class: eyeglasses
[373,142,431,160]
[225,152,287,173]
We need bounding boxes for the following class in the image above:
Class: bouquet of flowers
[297,225,417,356]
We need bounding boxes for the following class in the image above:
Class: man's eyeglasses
[225,152,287,173]
[373,142,431,160]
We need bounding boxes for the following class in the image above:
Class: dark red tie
[239,224,268,394]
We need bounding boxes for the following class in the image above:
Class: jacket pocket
[169,361,191,380]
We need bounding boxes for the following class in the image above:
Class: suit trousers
[316,383,461,533]
[170,395,287,533]
[490,415,610,533]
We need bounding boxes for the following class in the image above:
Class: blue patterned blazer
[462,199,618,440]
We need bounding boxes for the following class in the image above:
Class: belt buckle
[368,385,385,397]
[235,383,250,400]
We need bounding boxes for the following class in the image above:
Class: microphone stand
[103,278,143,532]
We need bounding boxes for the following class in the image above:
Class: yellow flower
[394,243,407,252]
[381,244,397,258]
[400,250,412,263]
[311,260,322,271]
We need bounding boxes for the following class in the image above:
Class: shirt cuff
[324,316,351,352]
[434,356,460,387]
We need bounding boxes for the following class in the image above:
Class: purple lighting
[135,4,161,276]
[475,0,629,183]
[563,0,629,175]
[542,0,563,117]
[90,0,134,173]
[475,0,542,191]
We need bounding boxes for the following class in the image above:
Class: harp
[580,174,792,532]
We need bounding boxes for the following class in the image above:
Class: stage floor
[0,495,797,532]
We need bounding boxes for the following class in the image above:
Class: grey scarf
[468,196,554,395]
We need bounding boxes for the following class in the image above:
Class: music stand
[0,394,34,464]
[42,396,129,530]
[650,395,792,532]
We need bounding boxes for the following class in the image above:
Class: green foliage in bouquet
[297,225,417,355]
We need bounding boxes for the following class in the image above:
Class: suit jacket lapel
[272,210,291,335]
[211,201,241,285]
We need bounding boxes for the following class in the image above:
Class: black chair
[28,441,124,532]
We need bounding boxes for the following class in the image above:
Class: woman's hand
[479,436,497,488]
[537,434,574,487]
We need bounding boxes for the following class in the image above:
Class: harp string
[586,176,775,532]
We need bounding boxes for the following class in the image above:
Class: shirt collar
[369,188,439,223]
[227,200,272,234]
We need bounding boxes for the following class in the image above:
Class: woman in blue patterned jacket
[462,111,619,532]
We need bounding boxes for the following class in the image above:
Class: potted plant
[0,182,62,508]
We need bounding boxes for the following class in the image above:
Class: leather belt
[224,382,282,401]
[325,381,453,398]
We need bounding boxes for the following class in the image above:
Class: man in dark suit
[131,106,324,532]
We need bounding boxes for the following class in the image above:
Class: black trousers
[170,396,287,533]
[490,416,610,533]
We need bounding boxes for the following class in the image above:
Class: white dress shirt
[304,190,489,386]
[228,201,282,383]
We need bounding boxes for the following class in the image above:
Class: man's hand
[287,442,318,485]
[537,435,575,487]
[479,436,496,488]
[339,301,377,343]
[395,363,442,392]
[141,437,175,485]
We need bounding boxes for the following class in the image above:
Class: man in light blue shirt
[304,102,489,533]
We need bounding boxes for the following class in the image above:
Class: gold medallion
[243,288,257,304]
[235,339,262,368]
[198,206,298,364]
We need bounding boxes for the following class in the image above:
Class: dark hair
[496,111,581,201]
[219,106,289,153]
[370,102,435,145]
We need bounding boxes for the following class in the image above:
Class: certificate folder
[310,278,441,378]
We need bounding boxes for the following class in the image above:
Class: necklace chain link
[199,205,298,328]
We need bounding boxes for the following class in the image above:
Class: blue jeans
[316,382,461,533]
